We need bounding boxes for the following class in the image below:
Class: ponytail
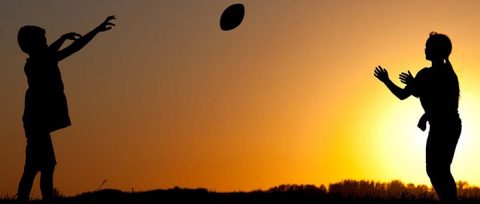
[445,58,460,98]
[445,58,453,71]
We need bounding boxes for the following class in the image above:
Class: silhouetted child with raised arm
[16,16,116,204]
[374,32,461,204]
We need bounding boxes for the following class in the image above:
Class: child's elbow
[398,94,409,100]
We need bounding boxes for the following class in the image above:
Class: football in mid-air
[220,3,245,31]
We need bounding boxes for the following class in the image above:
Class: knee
[40,166,55,179]
[21,166,37,179]
[426,163,451,179]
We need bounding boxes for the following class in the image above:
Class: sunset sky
[2,0,480,196]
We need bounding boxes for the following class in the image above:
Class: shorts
[24,127,57,170]
[426,118,461,165]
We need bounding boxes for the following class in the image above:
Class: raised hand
[95,15,116,32]
[55,15,116,61]
[399,71,413,85]
[374,65,410,99]
[62,32,82,40]
[374,66,389,83]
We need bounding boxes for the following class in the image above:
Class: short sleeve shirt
[406,66,459,119]
[23,52,71,132]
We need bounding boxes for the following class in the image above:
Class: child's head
[425,32,452,61]
[18,25,47,55]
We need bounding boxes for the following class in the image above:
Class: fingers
[105,22,116,29]
[98,16,116,32]
[399,70,413,77]
[399,73,409,78]
[374,66,387,74]
[104,15,116,25]
[399,71,414,84]
[106,15,116,21]
[64,32,82,40]
[379,66,387,73]
[374,66,389,82]
[374,68,381,76]
[399,72,413,80]
[72,32,82,39]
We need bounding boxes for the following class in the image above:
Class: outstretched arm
[49,32,82,52]
[56,15,116,61]
[374,66,411,100]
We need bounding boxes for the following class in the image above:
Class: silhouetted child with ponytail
[374,32,461,203]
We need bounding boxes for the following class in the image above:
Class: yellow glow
[3,0,480,196]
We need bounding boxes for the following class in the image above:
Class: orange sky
[2,0,480,196]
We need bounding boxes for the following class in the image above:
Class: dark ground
[3,180,480,204]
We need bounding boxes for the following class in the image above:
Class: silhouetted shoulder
[415,67,430,79]
[406,68,430,98]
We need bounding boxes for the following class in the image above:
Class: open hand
[62,32,82,40]
[374,66,389,83]
[96,15,116,32]
[399,71,414,85]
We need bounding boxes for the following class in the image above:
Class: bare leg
[40,166,55,204]
[17,167,37,203]
[427,163,458,204]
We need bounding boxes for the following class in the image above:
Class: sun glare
[452,88,480,182]
[374,101,428,182]
[367,80,480,185]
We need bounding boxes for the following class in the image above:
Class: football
[220,3,245,31]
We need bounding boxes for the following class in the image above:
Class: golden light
[362,58,480,186]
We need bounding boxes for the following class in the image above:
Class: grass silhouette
[3,180,480,203]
